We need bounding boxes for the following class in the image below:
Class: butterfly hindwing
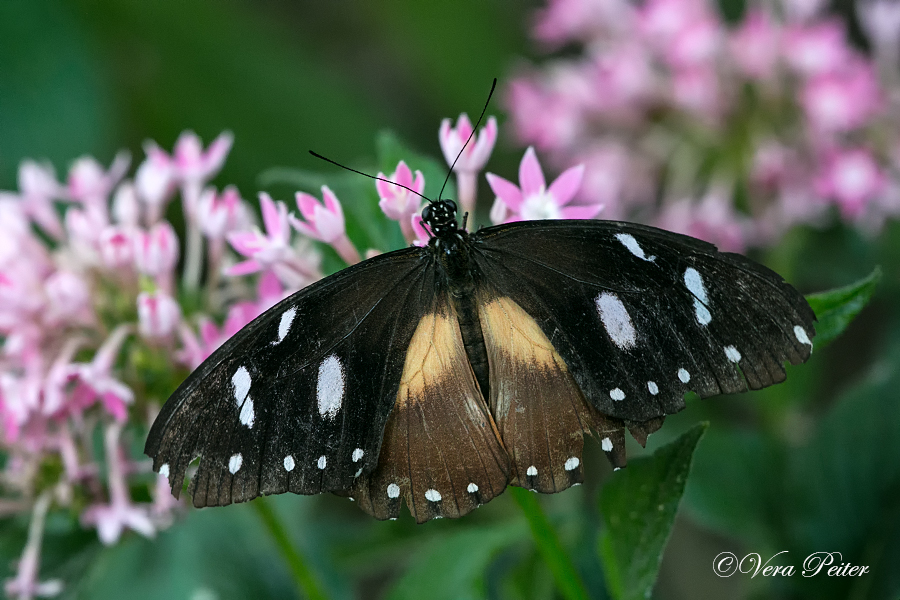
[471,220,816,425]
[145,248,434,507]
[476,293,629,491]
[351,282,510,523]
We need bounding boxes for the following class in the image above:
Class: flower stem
[510,486,591,600]
[252,498,329,600]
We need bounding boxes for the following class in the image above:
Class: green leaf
[385,522,526,600]
[805,267,881,348]
[510,487,591,600]
[598,423,708,600]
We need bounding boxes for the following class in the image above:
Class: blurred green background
[2,1,899,599]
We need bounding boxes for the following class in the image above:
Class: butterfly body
[146,200,815,522]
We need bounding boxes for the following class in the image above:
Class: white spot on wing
[387,483,400,499]
[684,267,712,325]
[232,366,251,404]
[228,453,243,474]
[284,455,295,472]
[526,465,538,477]
[159,463,169,478]
[678,368,691,383]
[317,455,327,470]
[352,448,364,462]
[564,457,580,471]
[239,397,255,428]
[648,381,659,395]
[596,293,637,349]
[794,325,812,346]
[425,489,442,502]
[601,437,614,452]
[317,355,344,420]
[274,307,297,344]
[610,388,625,401]
[467,482,479,493]
[615,233,655,261]
[724,345,741,362]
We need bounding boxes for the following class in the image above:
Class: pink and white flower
[729,9,781,80]
[81,424,155,545]
[66,152,130,208]
[68,326,134,422]
[377,161,424,242]
[439,114,498,215]
[439,114,498,175]
[783,21,851,76]
[133,222,179,289]
[815,148,885,219]
[135,142,177,216]
[172,130,233,189]
[196,185,249,240]
[290,186,360,265]
[8,161,66,239]
[800,64,881,133]
[137,291,182,341]
[486,147,595,222]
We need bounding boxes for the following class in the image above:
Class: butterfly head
[422,200,459,238]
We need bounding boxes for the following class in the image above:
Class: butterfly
[145,195,816,523]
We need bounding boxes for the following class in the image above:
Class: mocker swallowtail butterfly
[145,194,815,522]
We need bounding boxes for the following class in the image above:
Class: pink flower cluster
[0,131,304,598]
[509,0,900,249]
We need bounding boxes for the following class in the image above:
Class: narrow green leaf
[598,423,708,600]
[386,522,526,600]
[805,267,881,348]
[510,487,591,600]
[253,498,330,600]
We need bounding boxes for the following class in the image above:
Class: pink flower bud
[137,291,182,340]
[376,161,424,221]
[439,114,498,173]
[135,142,176,209]
[133,222,179,278]
[99,226,135,269]
[112,182,141,226]
[196,185,248,240]
[66,152,130,206]
[173,130,233,187]
[290,186,347,244]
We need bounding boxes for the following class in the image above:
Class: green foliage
[386,522,526,600]
[806,268,882,348]
[599,424,708,600]
[510,487,590,600]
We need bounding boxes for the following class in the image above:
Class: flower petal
[486,173,523,210]
[225,259,262,277]
[548,164,585,206]
[518,147,546,197]
[560,204,604,219]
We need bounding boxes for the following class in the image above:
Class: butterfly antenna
[308,150,432,202]
[437,78,497,202]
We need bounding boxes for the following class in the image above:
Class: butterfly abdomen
[433,233,493,401]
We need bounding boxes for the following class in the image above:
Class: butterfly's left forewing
[145,248,436,507]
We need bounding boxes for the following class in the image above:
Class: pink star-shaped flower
[486,147,595,223]
[226,193,292,276]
